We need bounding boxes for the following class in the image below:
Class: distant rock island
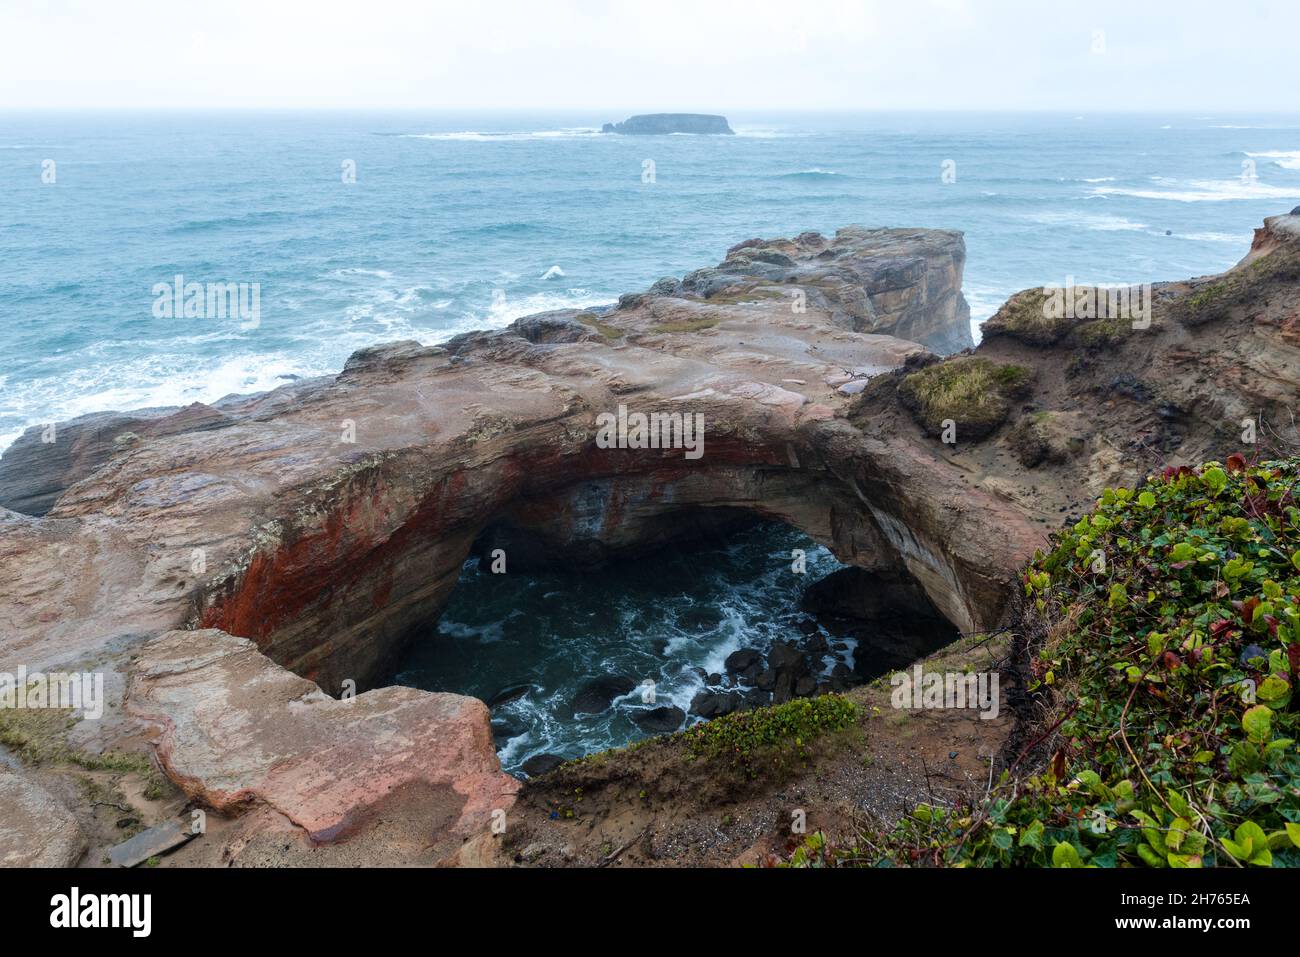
[601,113,734,135]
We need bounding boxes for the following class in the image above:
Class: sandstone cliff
[1,214,1296,866]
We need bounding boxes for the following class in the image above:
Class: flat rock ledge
[125,630,520,843]
[0,768,88,867]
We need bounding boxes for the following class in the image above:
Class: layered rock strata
[3,215,1295,864]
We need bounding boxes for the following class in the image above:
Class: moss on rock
[898,356,1036,441]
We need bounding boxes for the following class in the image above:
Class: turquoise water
[395,524,845,774]
[5,111,1300,770]
[3,111,1300,451]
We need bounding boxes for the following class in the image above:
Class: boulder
[126,630,519,843]
[520,754,566,777]
[689,691,743,719]
[488,684,533,708]
[767,641,807,675]
[632,706,686,734]
[571,676,636,715]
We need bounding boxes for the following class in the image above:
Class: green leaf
[1051,842,1085,868]
[1221,837,1249,861]
[1286,822,1300,849]
[1242,705,1273,744]
[1136,844,1167,868]
[1019,819,1044,850]
[1257,675,1290,703]
[1234,821,1272,866]
[1202,467,1228,494]
[1267,830,1294,851]
[1166,816,1191,851]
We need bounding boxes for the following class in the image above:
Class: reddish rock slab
[126,630,519,843]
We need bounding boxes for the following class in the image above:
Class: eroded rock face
[2,227,991,689]
[0,403,240,517]
[126,630,519,844]
[851,210,1300,532]
[0,225,990,861]
[7,217,1292,863]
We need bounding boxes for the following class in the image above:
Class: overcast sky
[1,0,1294,112]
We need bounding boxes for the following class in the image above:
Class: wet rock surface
[571,676,637,715]
[3,215,1296,865]
[632,706,687,733]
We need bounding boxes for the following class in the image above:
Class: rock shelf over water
[2,213,1298,865]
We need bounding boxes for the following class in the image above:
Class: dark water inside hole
[392,522,855,774]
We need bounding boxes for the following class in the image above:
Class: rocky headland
[1,213,1297,867]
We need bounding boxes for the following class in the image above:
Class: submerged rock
[632,706,686,733]
[521,754,566,777]
[488,683,533,708]
[491,716,527,742]
[571,676,636,715]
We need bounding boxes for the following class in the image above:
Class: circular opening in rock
[389,521,958,775]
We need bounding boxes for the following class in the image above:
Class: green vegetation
[981,289,1069,346]
[1075,316,1133,348]
[1180,243,1298,325]
[788,456,1300,867]
[1182,280,1238,326]
[680,694,858,778]
[1187,283,1230,310]
[0,706,151,774]
[982,285,1143,347]
[652,316,721,334]
[898,356,1035,440]
[575,313,624,339]
[704,286,787,306]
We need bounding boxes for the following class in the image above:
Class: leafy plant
[680,694,857,778]
[787,457,1300,867]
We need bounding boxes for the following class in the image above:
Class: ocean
[4,110,1299,770]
